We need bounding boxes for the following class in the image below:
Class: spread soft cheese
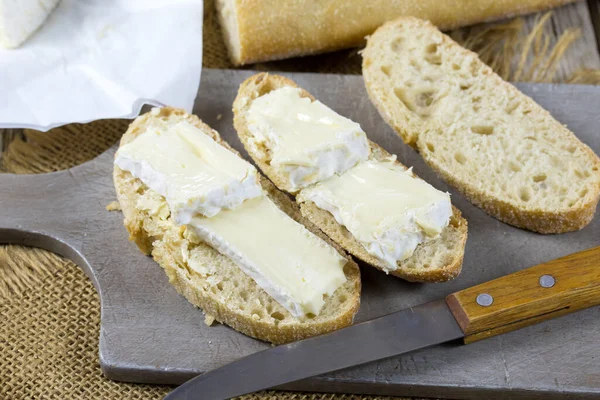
[189,195,347,317]
[0,0,60,48]
[298,159,452,272]
[115,120,262,225]
[246,86,369,191]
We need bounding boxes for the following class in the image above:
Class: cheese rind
[0,0,60,48]
[246,86,369,191]
[115,120,262,224]
[189,195,348,317]
[298,159,452,271]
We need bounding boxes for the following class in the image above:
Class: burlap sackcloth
[1,1,599,399]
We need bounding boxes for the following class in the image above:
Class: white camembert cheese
[115,120,263,225]
[0,0,60,48]
[298,159,452,272]
[246,86,369,191]
[189,196,347,317]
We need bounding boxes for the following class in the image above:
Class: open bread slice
[233,73,467,282]
[113,107,360,344]
[362,17,600,234]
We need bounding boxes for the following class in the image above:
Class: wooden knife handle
[446,246,600,343]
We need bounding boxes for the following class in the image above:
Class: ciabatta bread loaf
[215,0,575,65]
[113,107,360,344]
[362,17,600,234]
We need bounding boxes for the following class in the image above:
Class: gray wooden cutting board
[1,69,599,399]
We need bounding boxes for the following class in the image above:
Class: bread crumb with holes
[106,201,121,211]
[204,314,216,326]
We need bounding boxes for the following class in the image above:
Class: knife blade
[165,246,600,400]
[167,299,462,400]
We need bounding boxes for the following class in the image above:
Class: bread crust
[113,107,361,344]
[362,17,600,234]
[233,73,468,282]
[216,0,576,65]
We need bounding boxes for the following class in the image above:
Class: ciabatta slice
[362,17,600,233]
[233,74,467,282]
[113,107,360,344]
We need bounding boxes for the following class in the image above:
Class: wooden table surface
[536,0,600,79]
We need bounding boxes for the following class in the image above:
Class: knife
[165,246,600,400]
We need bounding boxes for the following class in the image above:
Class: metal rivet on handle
[476,293,493,307]
[539,274,555,288]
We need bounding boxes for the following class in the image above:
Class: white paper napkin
[0,0,203,131]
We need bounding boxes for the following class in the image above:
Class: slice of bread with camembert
[362,17,600,233]
[113,107,360,344]
[233,74,468,282]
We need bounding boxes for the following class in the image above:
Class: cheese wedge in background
[114,107,361,344]
[0,0,60,48]
[234,73,468,282]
